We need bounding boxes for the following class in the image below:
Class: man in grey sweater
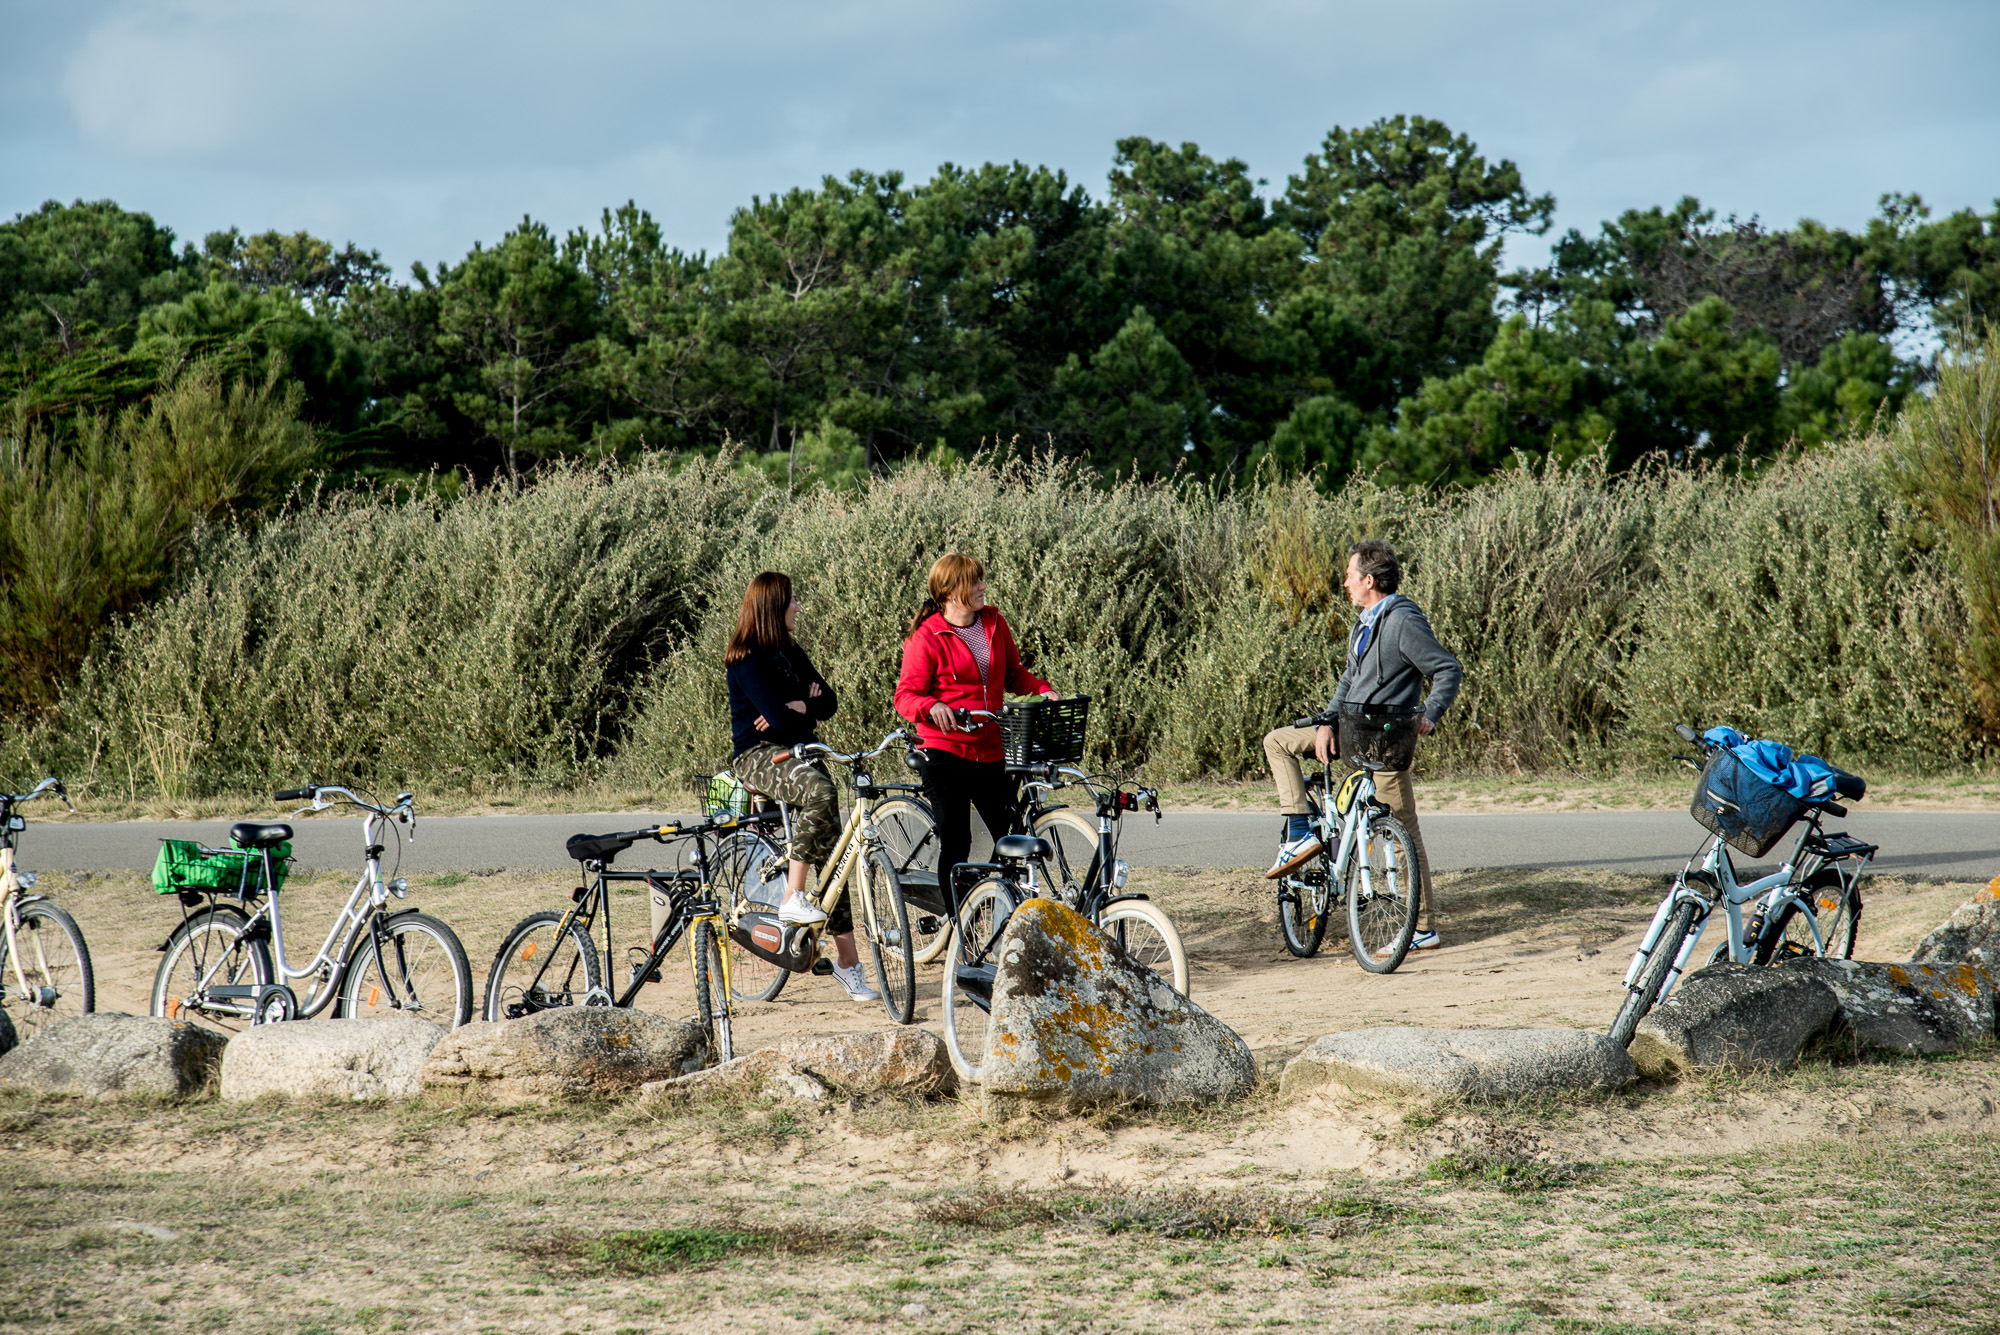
[1261,539,1461,948]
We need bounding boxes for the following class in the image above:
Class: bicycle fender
[1100,892,1151,906]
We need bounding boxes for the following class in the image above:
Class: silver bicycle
[151,784,473,1032]
[1,778,92,1045]
[1608,725,1872,1047]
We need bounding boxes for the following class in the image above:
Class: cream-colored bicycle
[0,777,93,1046]
[722,731,917,1024]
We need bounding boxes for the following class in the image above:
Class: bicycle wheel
[715,829,789,1004]
[692,920,732,1064]
[1347,813,1423,974]
[858,849,917,1025]
[1759,869,1859,963]
[870,798,951,966]
[341,912,473,1028]
[1277,866,1330,958]
[941,875,1018,1083]
[1,901,94,1044]
[1099,898,1191,995]
[151,906,273,1037]
[1030,809,1099,905]
[1608,898,1701,1048]
[483,909,601,1021]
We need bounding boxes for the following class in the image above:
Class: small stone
[1629,964,1839,1076]
[901,1302,930,1316]
[0,1013,227,1099]
[1280,1026,1634,1101]
[221,1015,446,1102]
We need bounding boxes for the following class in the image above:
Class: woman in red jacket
[894,553,1055,903]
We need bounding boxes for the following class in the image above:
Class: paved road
[16,808,1998,881]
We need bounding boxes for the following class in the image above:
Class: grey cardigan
[1327,595,1462,726]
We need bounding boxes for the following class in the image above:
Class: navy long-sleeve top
[727,644,838,757]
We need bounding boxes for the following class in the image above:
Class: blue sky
[3,0,1996,277]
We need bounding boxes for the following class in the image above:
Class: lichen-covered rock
[1280,1027,1635,1101]
[219,1015,446,1101]
[641,1028,954,1101]
[421,1007,706,1102]
[1912,878,2000,964]
[1629,964,1839,1076]
[978,898,1255,1114]
[1777,957,1997,1052]
[0,1013,226,1098]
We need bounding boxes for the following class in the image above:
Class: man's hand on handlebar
[1313,725,1334,765]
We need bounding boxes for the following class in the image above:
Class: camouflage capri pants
[732,743,839,871]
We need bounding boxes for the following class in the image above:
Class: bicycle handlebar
[280,784,416,822]
[3,777,73,812]
[791,730,915,767]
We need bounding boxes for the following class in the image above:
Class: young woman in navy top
[724,571,875,1001]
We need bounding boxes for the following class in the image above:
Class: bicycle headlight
[388,877,409,899]
[1111,858,1131,889]
[14,872,36,890]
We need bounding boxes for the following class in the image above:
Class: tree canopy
[5,117,1994,489]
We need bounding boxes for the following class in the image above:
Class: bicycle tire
[869,797,952,966]
[340,911,473,1028]
[716,829,789,1004]
[483,909,602,1021]
[1758,868,1859,963]
[1277,871,1329,958]
[941,876,1018,1083]
[859,848,917,1025]
[1030,809,1099,905]
[150,906,273,1037]
[692,920,732,1063]
[1,900,94,1044]
[1098,898,1191,995]
[1608,898,1701,1048]
[1347,813,1422,974]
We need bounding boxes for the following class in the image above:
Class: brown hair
[1349,539,1401,594]
[724,571,794,666]
[907,553,984,634]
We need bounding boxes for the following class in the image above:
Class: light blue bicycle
[1608,724,1874,1048]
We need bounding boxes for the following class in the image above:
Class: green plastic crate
[150,839,290,896]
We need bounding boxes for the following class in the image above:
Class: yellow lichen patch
[1019,898,1109,970]
[1889,965,1912,989]
[1953,964,1986,995]
[1981,875,2000,903]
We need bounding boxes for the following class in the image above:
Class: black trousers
[921,750,1019,910]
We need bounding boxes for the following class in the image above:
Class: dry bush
[5,435,1981,797]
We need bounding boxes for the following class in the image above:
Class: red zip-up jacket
[894,607,1051,763]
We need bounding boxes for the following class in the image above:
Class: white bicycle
[0,778,92,1046]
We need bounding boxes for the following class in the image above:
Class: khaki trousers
[1262,725,1436,934]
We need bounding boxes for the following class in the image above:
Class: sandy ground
[34,858,1996,1185]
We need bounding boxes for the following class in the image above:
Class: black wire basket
[1336,704,1421,773]
[1001,695,1091,770]
[1690,747,1807,858]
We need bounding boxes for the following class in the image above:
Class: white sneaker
[831,959,878,1001]
[1264,832,1325,880]
[778,898,829,926]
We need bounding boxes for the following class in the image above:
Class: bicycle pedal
[626,947,662,985]
[809,958,835,977]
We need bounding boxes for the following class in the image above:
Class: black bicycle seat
[994,834,1054,862]
[229,822,293,849]
[566,831,634,863]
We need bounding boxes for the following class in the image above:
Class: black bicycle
[481,813,776,1063]
[938,767,1188,1083]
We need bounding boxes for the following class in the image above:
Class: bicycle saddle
[994,834,1054,862]
[566,831,634,864]
[229,822,292,849]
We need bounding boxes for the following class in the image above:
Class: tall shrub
[1889,321,2000,738]
[0,359,316,713]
